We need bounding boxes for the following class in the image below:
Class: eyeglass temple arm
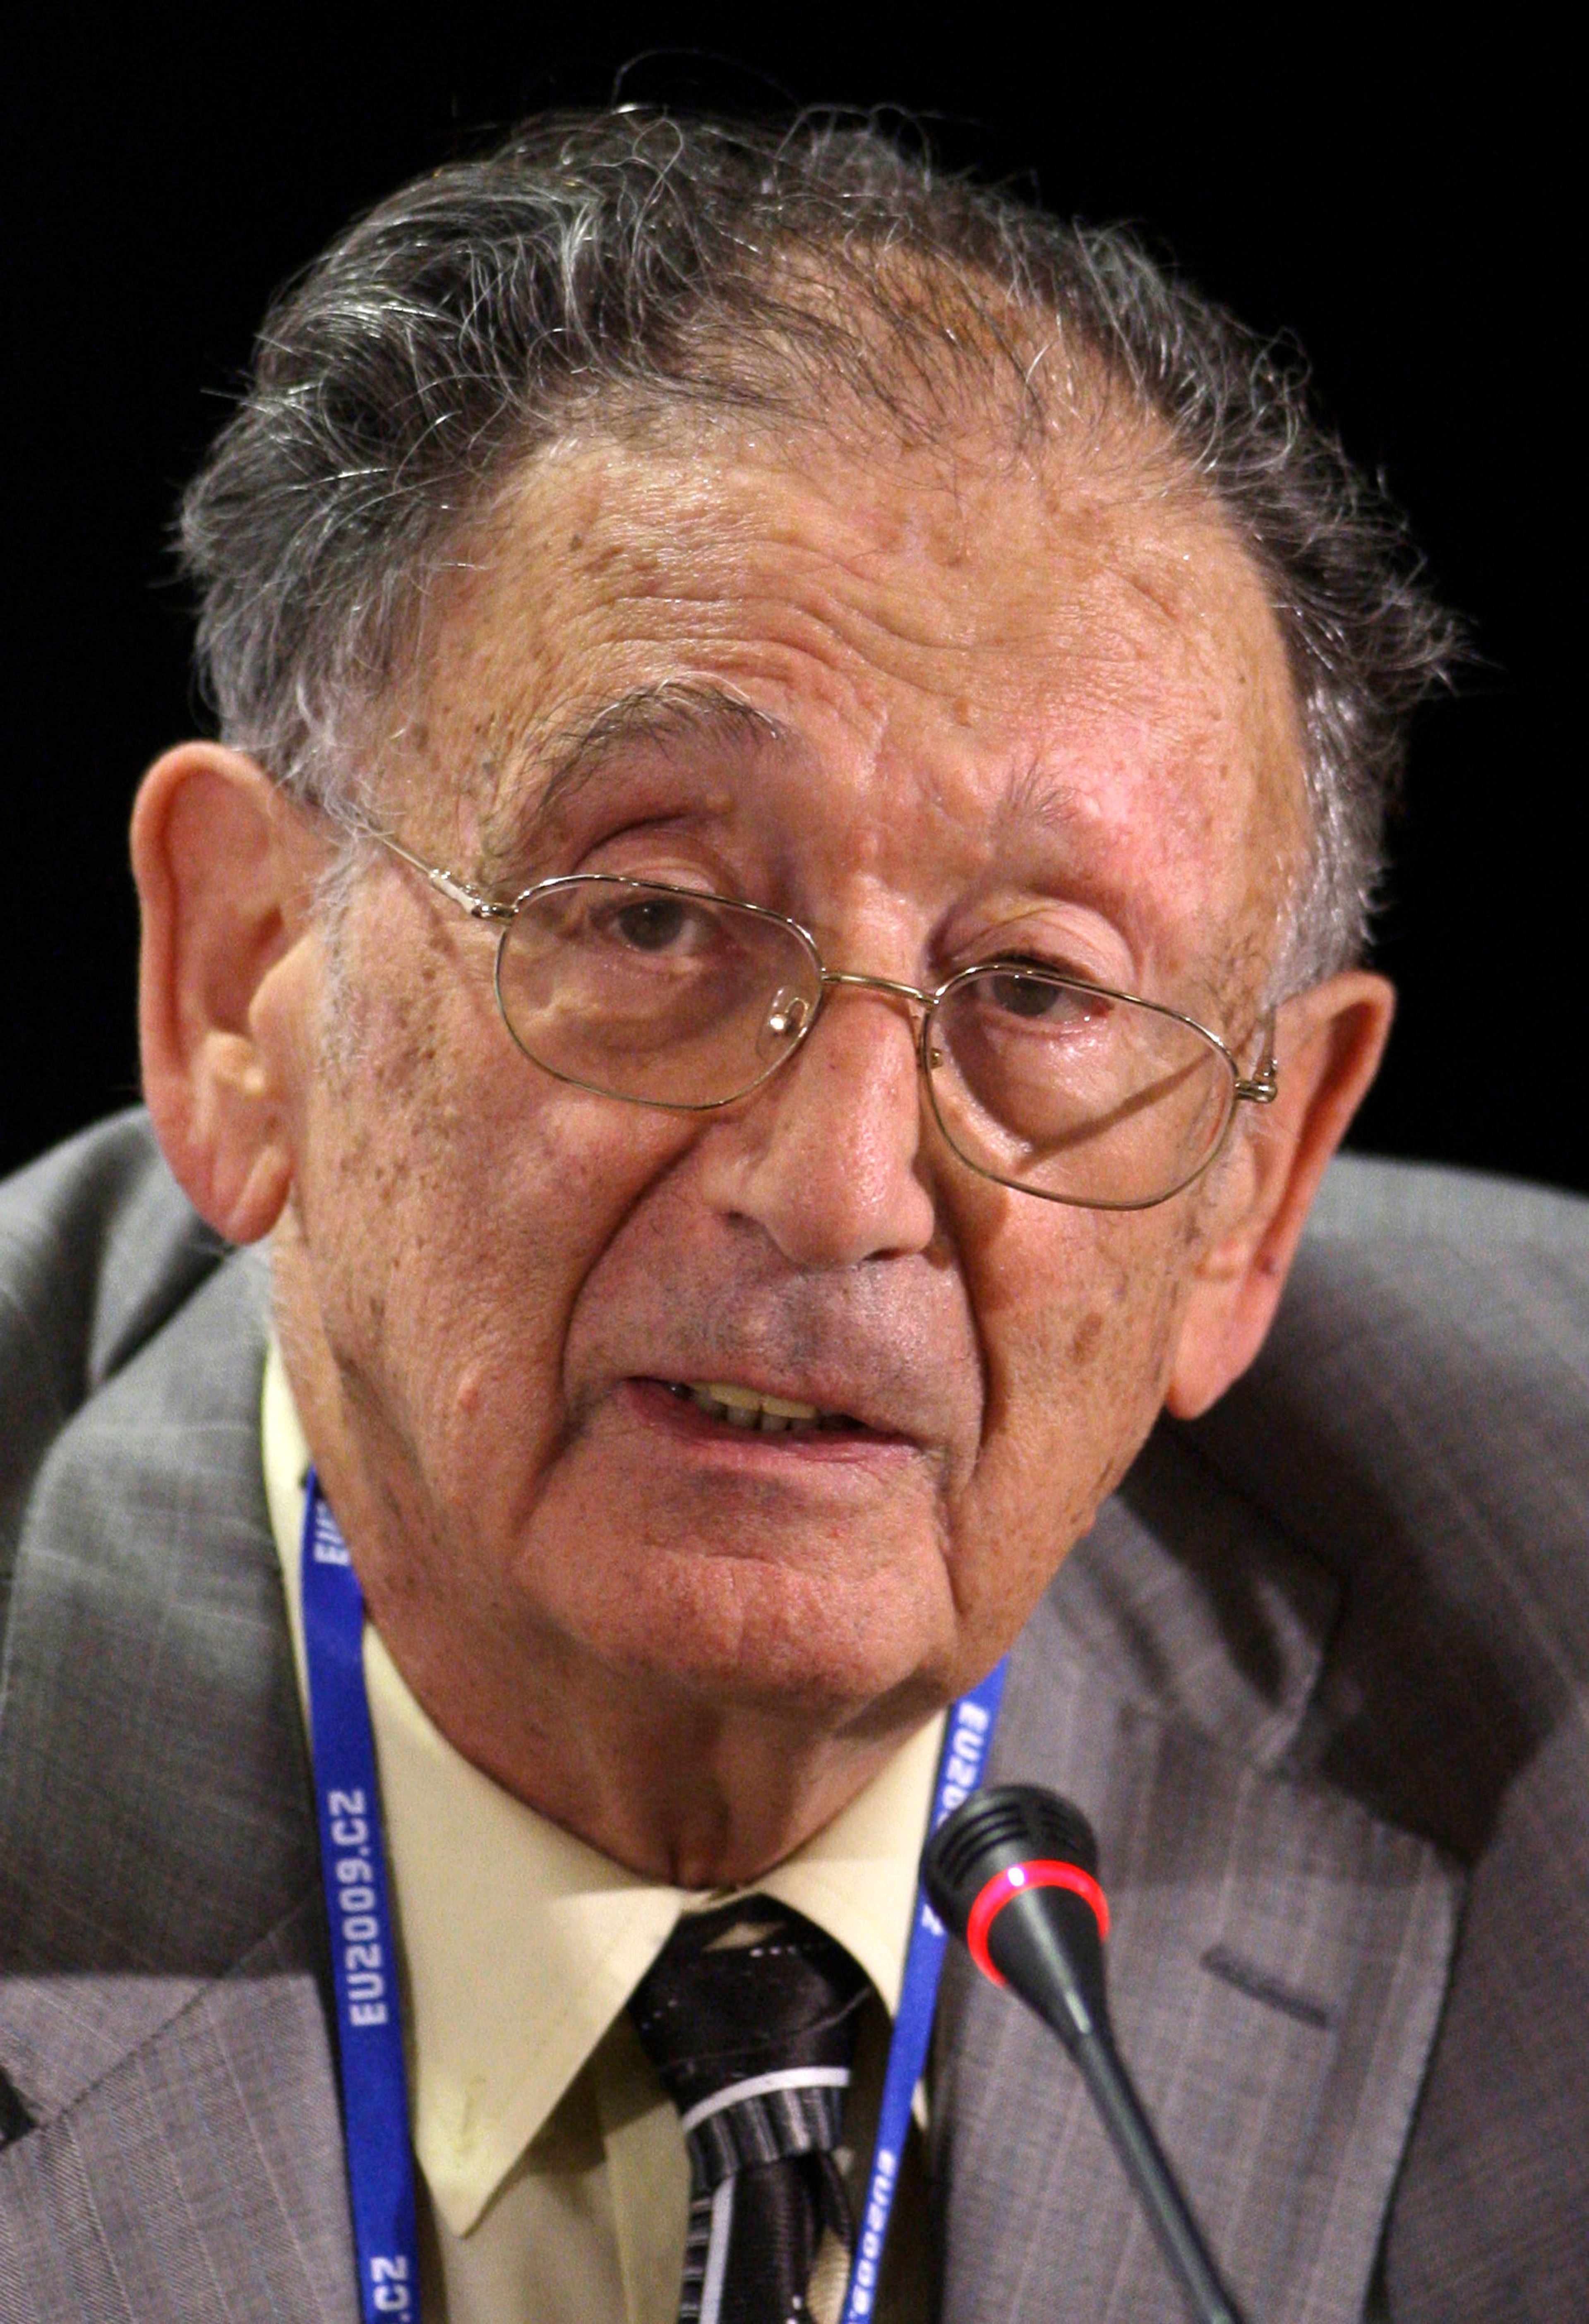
[372,833,516,920]
[1233,1016,1279,1106]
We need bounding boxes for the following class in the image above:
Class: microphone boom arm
[924,1784,1249,2324]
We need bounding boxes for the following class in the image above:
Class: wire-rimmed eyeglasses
[375,835,1278,1212]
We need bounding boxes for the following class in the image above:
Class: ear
[131,744,323,1244]
[1164,969,1394,1419]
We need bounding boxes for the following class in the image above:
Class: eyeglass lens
[928,970,1233,1207]
[494,880,1235,1204]
[495,880,811,1108]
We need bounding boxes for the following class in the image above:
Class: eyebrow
[478,679,1097,891]
[996,756,1096,840]
[496,681,785,857]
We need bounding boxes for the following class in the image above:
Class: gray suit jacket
[2,1116,1586,2322]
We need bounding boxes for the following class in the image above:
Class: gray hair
[180,108,1457,991]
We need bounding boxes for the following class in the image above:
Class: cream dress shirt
[263,1346,939,2323]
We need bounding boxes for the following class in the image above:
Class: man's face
[266,416,1305,1747]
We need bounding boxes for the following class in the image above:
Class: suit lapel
[0,1901,355,2322]
[0,1254,355,2322]
[933,1427,1460,2324]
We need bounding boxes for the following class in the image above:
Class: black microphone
[923,1783,1249,2324]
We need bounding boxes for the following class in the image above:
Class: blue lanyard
[302,1472,1006,2324]
[301,1476,420,2323]
[838,1653,1007,2323]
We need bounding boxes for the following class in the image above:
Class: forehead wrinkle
[418,427,1299,985]
[477,678,785,864]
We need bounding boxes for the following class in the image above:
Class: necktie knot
[631,1899,867,2185]
[629,1898,869,2323]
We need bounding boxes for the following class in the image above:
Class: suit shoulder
[0,1112,226,1603]
[1189,1152,1589,1851]
[1283,1154,1589,1419]
[1312,1149,1589,1251]
[0,1110,223,1384]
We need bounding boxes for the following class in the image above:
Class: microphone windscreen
[922,1782,1099,1941]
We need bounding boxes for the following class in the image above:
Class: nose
[703,979,939,1268]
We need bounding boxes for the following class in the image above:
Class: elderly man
[2,110,1585,2324]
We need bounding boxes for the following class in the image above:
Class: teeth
[674,1380,852,1433]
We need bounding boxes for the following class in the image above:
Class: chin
[571,1548,945,1722]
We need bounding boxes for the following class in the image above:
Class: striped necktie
[628,1897,869,2324]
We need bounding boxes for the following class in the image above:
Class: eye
[989,970,1066,1019]
[611,896,694,951]
[979,960,1111,1023]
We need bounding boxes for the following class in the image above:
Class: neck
[376,1632,918,1886]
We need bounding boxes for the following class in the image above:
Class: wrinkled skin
[134,417,1390,1881]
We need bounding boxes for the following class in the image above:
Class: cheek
[292,943,691,1499]
[945,1200,1189,1641]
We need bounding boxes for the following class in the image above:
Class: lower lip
[621,1378,917,1465]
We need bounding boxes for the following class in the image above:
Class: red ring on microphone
[965,1859,1110,1986]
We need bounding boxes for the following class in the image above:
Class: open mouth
[656,1379,868,1436]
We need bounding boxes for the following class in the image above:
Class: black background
[2,12,1577,1188]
